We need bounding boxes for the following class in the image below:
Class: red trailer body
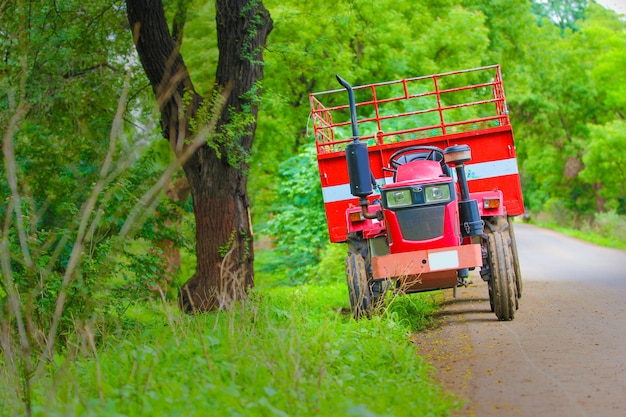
[310,65,524,243]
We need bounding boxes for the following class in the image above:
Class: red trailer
[309,65,524,320]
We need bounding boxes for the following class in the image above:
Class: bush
[581,210,626,248]
[533,203,626,250]
[262,144,331,283]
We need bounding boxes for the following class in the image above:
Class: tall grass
[1,281,458,417]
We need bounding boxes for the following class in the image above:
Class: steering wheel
[389,146,446,169]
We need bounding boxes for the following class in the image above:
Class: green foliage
[489,1,626,217]
[314,242,350,284]
[0,141,181,336]
[3,283,455,417]
[533,208,626,250]
[263,144,330,283]
[582,4,626,119]
[578,120,626,212]
[385,293,441,332]
[0,0,191,356]
[589,210,626,247]
[531,0,589,34]
[177,0,218,94]
[255,239,346,288]
[189,85,260,169]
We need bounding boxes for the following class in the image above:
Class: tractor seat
[393,152,452,181]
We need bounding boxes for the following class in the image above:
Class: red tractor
[309,65,524,320]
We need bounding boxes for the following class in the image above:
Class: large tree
[126,0,272,312]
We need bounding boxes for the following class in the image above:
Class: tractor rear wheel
[487,231,515,321]
[507,216,523,299]
[346,252,372,319]
[488,215,523,300]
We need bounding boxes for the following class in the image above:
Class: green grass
[2,281,458,417]
[534,221,626,250]
[529,208,626,251]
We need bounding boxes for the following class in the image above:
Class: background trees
[1,0,162,353]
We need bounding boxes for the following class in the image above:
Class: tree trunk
[126,0,272,312]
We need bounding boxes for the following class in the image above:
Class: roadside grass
[3,275,458,416]
[527,208,626,250]
[534,222,626,250]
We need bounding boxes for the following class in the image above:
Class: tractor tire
[487,231,515,321]
[346,233,390,318]
[507,215,523,299]
[485,215,523,302]
[346,252,372,319]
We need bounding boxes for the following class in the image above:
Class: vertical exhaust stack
[336,75,378,219]
[444,145,484,237]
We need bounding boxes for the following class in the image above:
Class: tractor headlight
[385,189,412,208]
[424,185,451,203]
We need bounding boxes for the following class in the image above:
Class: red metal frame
[310,65,510,152]
[310,65,524,243]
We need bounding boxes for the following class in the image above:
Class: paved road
[415,222,626,417]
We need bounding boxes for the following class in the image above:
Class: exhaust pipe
[336,75,378,220]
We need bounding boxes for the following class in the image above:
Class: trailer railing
[310,65,509,155]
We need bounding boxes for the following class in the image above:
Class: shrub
[263,144,330,283]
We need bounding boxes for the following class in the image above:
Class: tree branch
[126,0,203,145]
[172,0,192,46]
[62,62,117,79]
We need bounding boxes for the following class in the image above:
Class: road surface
[415,222,626,417]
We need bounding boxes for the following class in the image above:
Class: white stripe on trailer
[463,158,519,181]
[321,158,519,203]
[321,177,392,204]
[322,183,365,204]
